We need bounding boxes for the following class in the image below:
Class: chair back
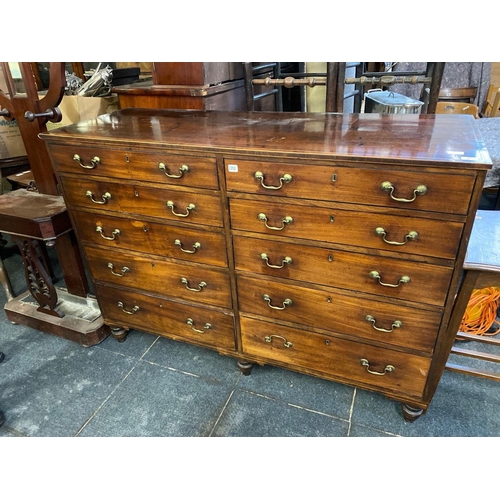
[435,101,479,118]
[438,86,477,103]
[483,84,500,117]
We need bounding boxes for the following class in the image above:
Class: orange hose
[459,286,500,337]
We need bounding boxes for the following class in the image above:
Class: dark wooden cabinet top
[41,109,493,169]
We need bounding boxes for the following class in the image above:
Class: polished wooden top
[0,189,71,240]
[41,109,493,169]
[464,210,500,271]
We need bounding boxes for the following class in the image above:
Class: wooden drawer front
[49,144,219,189]
[237,275,441,353]
[85,246,232,309]
[240,317,430,397]
[225,159,475,215]
[229,199,463,260]
[60,176,223,227]
[95,284,236,351]
[71,209,228,267]
[232,235,452,307]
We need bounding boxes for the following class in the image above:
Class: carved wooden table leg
[237,360,254,376]
[402,404,424,422]
[12,236,62,318]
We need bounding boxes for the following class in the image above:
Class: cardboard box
[46,95,120,131]
[0,118,27,159]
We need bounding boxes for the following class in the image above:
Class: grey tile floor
[0,241,499,438]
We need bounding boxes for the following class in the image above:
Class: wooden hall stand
[0,62,109,345]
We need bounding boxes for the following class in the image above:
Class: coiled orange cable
[459,287,500,337]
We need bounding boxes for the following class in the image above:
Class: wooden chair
[445,210,500,381]
[482,84,500,118]
[438,86,477,103]
[435,101,479,118]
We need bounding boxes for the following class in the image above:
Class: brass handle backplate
[186,318,212,333]
[369,271,410,288]
[174,239,201,254]
[260,253,292,269]
[258,213,293,231]
[254,171,292,190]
[262,293,292,310]
[167,201,195,217]
[181,277,207,292]
[117,301,139,315]
[360,358,395,376]
[158,163,189,179]
[86,190,111,204]
[365,314,402,333]
[73,154,100,169]
[265,334,293,348]
[375,227,418,246]
[96,225,120,241]
[381,181,427,203]
[108,263,130,277]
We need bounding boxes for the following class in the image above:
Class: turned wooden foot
[111,327,129,343]
[237,360,254,376]
[402,404,424,422]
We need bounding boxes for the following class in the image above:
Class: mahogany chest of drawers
[41,109,491,421]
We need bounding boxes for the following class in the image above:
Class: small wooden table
[445,209,500,380]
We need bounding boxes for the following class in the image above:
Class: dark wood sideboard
[40,109,491,421]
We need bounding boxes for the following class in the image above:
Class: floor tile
[78,360,233,437]
[143,336,242,385]
[0,341,136,437]
[351,370,500,437]
[211,389,349,437]
[236,364,355,421]
[348,423,399,437]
